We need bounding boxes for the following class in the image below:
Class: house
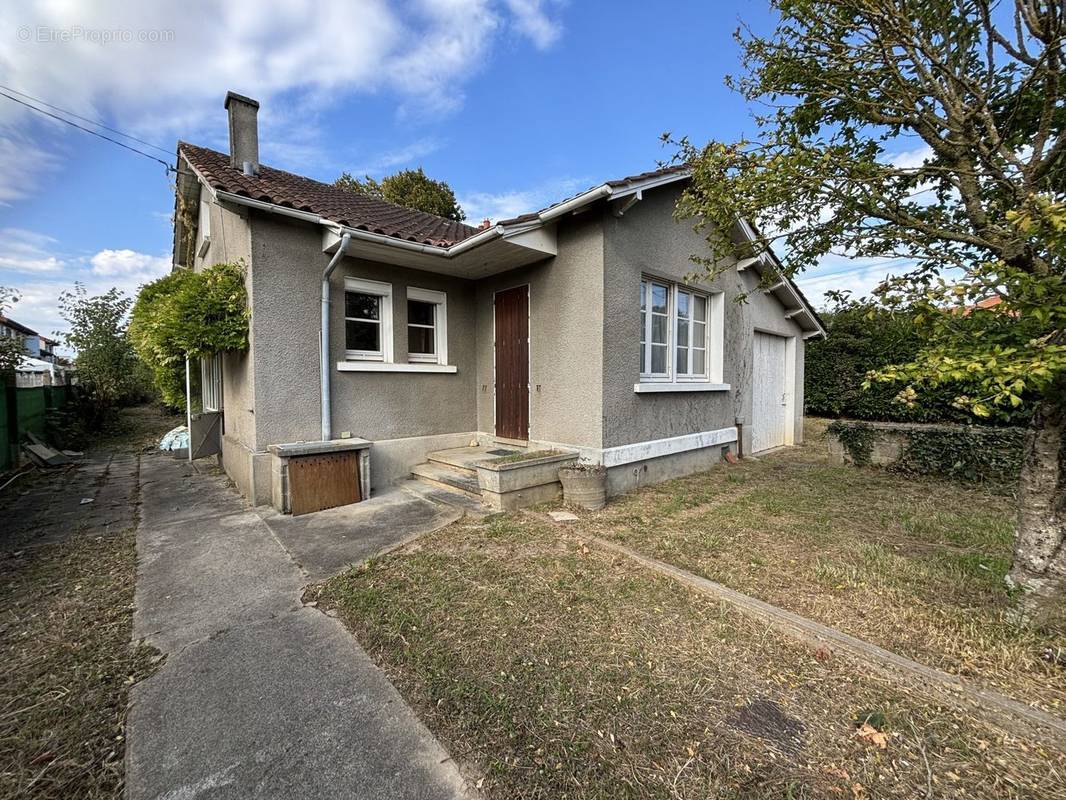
[0,316,68,387]
[1,315,41,357]
[172,92,824,512]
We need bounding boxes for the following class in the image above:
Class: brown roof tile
[179,142,479,246]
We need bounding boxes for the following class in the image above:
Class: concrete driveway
[126,455,472,800]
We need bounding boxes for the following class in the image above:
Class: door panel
[494,286,529,441]
[189,411,222,459]
[288,451,361,515]
[752,332,788,452]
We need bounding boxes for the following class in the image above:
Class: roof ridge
[178,142,477,238]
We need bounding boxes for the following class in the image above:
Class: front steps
[409,445,526,508]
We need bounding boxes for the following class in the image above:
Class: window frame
[344,277,393,363]
[638,275,724,387]
[406,287,448,365]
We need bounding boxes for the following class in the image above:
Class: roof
[179,143,478,247]
[497,164,689,225]
[0,315,38,336]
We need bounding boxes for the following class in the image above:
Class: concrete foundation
[605,442,735,496]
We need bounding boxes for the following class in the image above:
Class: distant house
[0,316,68,387]
[171,92,824,510]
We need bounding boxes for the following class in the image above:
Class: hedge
[805,303,1031,426]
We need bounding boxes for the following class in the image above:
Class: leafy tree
[671,1,1065,625]
[58,285,146,426]
[334,167,466,221]
[0,286,26,377]
[128,262,249,409]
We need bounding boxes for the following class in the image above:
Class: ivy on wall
[128,262,249,409]
[827,420,1024,485]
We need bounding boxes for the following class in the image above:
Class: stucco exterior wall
[248,213,478,449]
[474,213,605,448]
[601,185,806,451]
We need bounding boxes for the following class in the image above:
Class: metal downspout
[320,232,351,440]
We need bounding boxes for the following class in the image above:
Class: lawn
[583,419,1064,718]
[316,513,1066,799]
[0,404,175,799]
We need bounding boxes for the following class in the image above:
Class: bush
[128,262,249,409]
[806,298,1031,426]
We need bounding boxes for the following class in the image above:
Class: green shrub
[806,299,1032,426]
[128,262,249,409]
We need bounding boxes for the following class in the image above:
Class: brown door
[494,285,529,441]
[288,451,361,515]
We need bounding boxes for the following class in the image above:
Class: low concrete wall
[826,419,1025,483]
[221,434,271,506]
[606,443,733,496]
[476,450,578,510]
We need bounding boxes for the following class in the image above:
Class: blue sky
[0,0,907,340]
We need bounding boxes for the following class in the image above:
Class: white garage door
[752,332,790,452]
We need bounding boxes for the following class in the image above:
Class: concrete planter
[475,450,578,511]
[558,464,608,510]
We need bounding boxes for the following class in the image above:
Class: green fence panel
[16,387,47,440]
[0,388,10,471]
[51,385,69,408]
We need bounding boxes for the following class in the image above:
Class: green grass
[316,515,1066,799]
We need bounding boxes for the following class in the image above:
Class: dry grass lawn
[316,512,1066,799]
[584,418,1064,718]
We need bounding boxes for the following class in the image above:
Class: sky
[0,0,915,342]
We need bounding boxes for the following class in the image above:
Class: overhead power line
[0,89,173,172]
[0,84,173,155]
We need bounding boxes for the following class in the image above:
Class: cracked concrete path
[126,454,472,800]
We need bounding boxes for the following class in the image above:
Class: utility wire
[0,90,174,172]
[0,83,173,155]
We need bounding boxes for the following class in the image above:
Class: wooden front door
[494,285,529,441]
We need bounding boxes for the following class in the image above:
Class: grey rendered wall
[474,213,604,449]
[193,198,256,451]
[601,185,805,451]
[248,213,478,449]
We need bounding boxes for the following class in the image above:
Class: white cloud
[794,254,916,309]
[0,0,567,192]
[347,138,443,177]
[887,144,934,171]
[0,232,169,337]
[458,175,587,222]
[505,0,564,49]
[90,248,169,276]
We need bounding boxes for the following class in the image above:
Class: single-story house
[171,92,824,512]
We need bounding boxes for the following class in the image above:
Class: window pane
[651,283,668,314]
[651,344,668,374]
[676,345,688,375]
[345,292,379,320]
[677,318,689,348]
[640,280,647,311]
[640,310,646,344]
[346,319,379,351]
[651,313,668,345]
[677,290,690,319]
[693,320,707,348]
[693,294,707,322]
[693,348,706,375]
[408,325,434,354]
[408,299,434,327]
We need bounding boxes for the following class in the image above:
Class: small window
[640,279,671,378]
[344,277,393,361]
[675,290,708,379]
[406,287,448,365]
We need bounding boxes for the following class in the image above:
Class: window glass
[639,277,715,381]
[408,299,434,327]
[407,299,436,357]
[345,292,379,321]
[346,319,379,351]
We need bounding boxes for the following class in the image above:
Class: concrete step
[399,478,491,518]
[410,461,482,499]
[425,445,522,475]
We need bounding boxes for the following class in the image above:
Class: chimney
[479,218,492,230]
[224,91,260,176]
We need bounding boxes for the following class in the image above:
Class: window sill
[633,382,730,394]
[337,361,457,374]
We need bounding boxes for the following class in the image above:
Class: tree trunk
[1009,397,1066,630]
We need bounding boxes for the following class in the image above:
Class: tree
[670,0,1065,626]
[334,167,466,221]
[59,285,146,426]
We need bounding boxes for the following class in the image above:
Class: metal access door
[752,332,789,452]
[189,411,222,459]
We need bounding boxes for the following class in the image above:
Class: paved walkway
[126,454,472,800]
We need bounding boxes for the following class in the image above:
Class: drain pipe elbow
[321,232,351,441]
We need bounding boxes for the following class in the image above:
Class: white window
[639,276,724,386]
[200,353,222,412]
[406,287,448,365]
[344,277,393,362]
